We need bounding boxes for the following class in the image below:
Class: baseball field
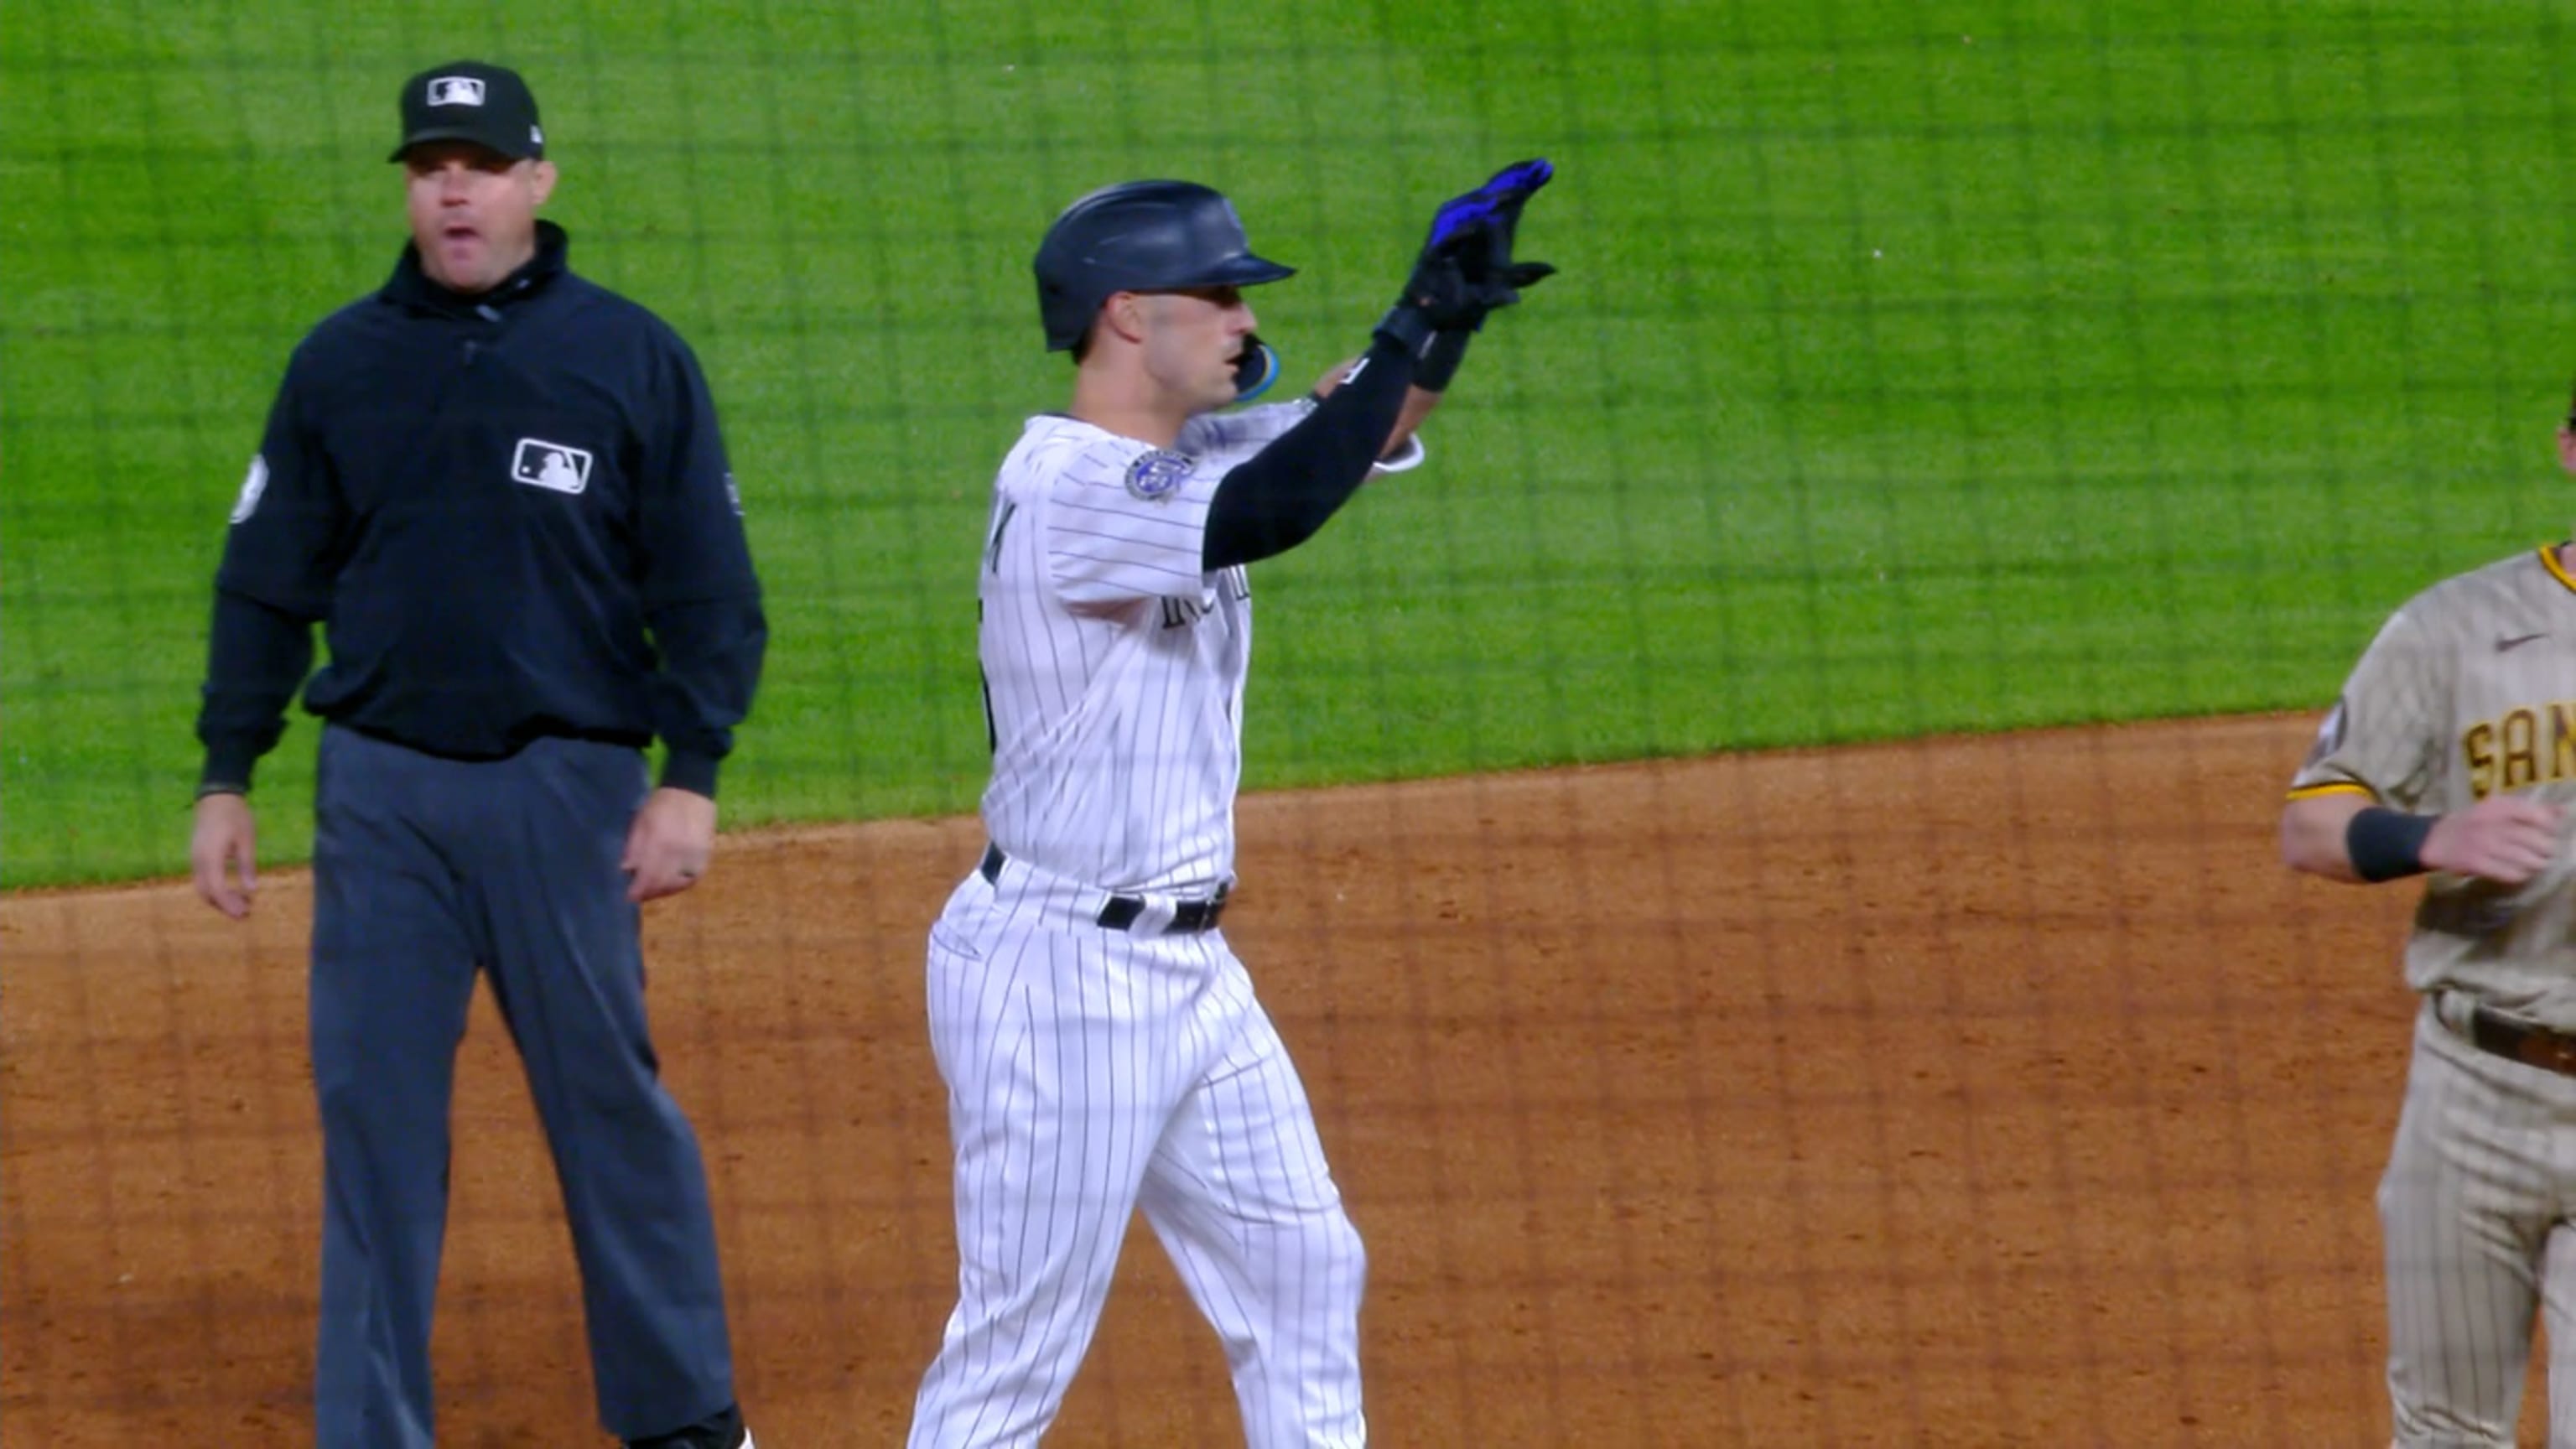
[4,0,2570,1443]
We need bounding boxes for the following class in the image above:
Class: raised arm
[1201,159,1556,571]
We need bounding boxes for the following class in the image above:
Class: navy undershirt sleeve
[1201,336,1416,571]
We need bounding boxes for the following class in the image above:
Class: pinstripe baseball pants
[907,855,1368,1448]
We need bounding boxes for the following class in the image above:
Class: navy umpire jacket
[197,221,766,798]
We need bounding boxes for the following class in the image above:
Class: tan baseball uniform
[2288,544,2576,1446]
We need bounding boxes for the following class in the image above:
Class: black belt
[2461,1005,2576,1079]
[979,844,1228,934]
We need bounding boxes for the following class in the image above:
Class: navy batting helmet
[1034,180,1296,353]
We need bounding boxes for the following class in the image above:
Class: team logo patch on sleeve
[2304,698,2347,769]
[512,438,593,495]
[1124,449,1195,502]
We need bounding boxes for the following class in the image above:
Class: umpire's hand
[191,792,258,918]
[624,786,717,902]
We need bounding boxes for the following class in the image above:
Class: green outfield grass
[4,0,2570,887]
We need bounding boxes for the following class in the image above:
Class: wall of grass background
[4,0,2569,887]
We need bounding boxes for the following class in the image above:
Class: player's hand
[623,786,718,903]
[191,792,258,919]
[1430,157,1557,295]
[2422,794,2566,886]
[1379,159,1557,350]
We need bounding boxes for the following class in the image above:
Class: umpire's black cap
[1034,180,1294,352]
[389,60,544,163]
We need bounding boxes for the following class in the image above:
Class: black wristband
[1414,330,1472,392]
[1373,302,1436,360]
[2346,806,2434,882]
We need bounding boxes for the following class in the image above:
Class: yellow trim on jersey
[2284,781,2377,803]
[2542,543,2576,595]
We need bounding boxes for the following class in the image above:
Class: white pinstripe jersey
[975,402,1417,895]
[2289,545,2576,1026]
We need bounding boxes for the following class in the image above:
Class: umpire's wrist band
[2347,806,2434,882]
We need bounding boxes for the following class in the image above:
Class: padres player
[2280,395,2576,1446]
[905,164,1555,1446]
[188,62,758,1448]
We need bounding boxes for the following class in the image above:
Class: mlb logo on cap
[390,60,544,161]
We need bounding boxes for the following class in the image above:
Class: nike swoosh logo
[2497,632,2547,652]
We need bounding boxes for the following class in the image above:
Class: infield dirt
[7,714,2547,1445]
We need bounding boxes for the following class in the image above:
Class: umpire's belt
[2443,995,2576,1079]
[980,844,1228,935]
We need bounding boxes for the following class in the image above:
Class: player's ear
[2559,426,2576,478]
[1101,292,1148,347]
[527,159,559,208]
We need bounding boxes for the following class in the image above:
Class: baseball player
[187,61,761,1449]
[2280,389,2576,1446]
[905,164,1556,1446]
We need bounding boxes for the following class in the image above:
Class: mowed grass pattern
[3,0,2571,886]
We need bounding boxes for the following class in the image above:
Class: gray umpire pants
[309,725,735,1448]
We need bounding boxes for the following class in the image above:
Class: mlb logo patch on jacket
[512,438,592,495]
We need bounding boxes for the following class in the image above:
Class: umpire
[188,61,762,1449]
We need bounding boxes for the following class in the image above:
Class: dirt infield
[3,714,2549,1446]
